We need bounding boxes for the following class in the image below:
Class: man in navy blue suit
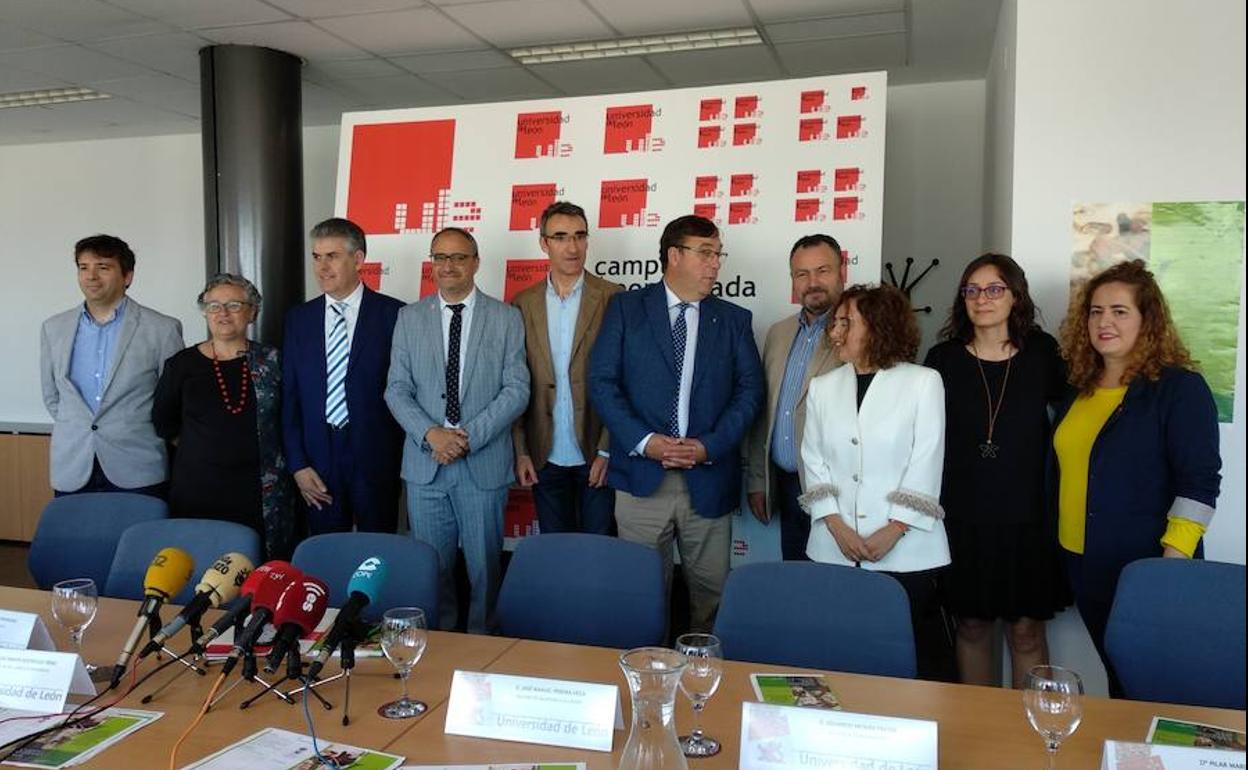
[282,218,405,534]
[589,214,764,632]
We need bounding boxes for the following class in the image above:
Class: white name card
[0,610,55,652]
[1102,740,1246,770]
[740,702,938,770]
[0,649,95,714]
[444,670,619,752]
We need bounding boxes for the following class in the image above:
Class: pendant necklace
[210,342,250,416]
[971,341,1012,459]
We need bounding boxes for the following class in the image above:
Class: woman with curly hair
[925,254,1069,688]
[1054,259,1221,696]
[800,284,954,680]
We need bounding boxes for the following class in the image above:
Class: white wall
[882,79,986,356]
[997,0,1247,695]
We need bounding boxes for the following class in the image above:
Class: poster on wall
[336,72,888,563]
[1071,201,1245,422]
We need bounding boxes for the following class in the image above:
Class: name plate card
[740,702,938,770]
[1102,741,1246,770]
[444,670,619,752]
[0,649,95,714]
[0,610,55,651]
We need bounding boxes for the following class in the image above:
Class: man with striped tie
[282,218,405,535]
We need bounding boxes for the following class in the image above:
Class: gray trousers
[615,471,731,634]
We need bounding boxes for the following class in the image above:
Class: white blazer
[799,362,950,572]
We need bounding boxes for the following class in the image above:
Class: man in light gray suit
[40,234,184,496]
[385,227,529,634]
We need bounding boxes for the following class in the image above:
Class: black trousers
[884,566,958,682]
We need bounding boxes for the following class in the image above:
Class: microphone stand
[138,617,210,705]
[287,618,369,723]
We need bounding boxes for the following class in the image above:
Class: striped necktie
[325,301,350,427]
[669,302,690,437]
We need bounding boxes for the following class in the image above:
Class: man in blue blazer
[590,214,764,633]
[282,218,405,535]
[386,227,530,634]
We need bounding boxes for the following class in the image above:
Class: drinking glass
[51,578,99,674]
[378,607,428,719]
[675,633,723,757]
[1023,665,1084,769]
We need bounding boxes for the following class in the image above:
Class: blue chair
[1105,557,1246,709]
[497,533,666,648]
[104,519,262,604]
[291,533,439,624]
[28,493,169,590]
[714,562,916,678]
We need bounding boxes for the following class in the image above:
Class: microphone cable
[299,675,342,770]
[166,670,227,770]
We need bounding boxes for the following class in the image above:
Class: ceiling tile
[265,0,426,18]
[0,45,153,84]
[0,0,170,41]
[422,65,558,101]
[315,8,481,55]
[80,72,196,97]
[528,57,669,95]
[584,0,753,37]
[646,44,782,86]
[85,32,210,80]
[442,0,614,48]
[306,57,406,80]
[332,73,454,106]
[747,0,904,23]
[772,34,905,75]
[200,21,367,60]
[105,0,292,29]
[765,10,905,43]
[0,66,71,92]
[389,48,511,75]
[0,25,62,52]
[302,80,364,109]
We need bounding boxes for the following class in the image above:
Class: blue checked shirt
[546,274,585,466]
[769,310,829,473]
[69,298,128,415]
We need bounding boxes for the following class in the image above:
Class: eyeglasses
[960,283,1009,300]
[430,252,476,264]
[542,232,588,244]
[201,301,253,315]
[675,245,728,263]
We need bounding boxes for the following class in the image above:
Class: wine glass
[675,633,723,757]
[1023,665,1084,769]
[51,578,99,674]
[378,607,428,719]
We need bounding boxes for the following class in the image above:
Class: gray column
[200,44,303,346]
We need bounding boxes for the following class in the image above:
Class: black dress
[923,329,1070,622]
[152,347,264,538]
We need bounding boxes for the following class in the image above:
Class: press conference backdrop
[333,72,889,562]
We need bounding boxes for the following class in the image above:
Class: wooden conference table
[3,587,1244,769]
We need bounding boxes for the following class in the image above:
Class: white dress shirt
[323,280,365,349]
[634,281,701,455]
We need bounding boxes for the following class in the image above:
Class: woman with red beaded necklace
[153,274,296,559]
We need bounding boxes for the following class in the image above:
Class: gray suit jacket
[385,289,530,490]
[40,298,184,492]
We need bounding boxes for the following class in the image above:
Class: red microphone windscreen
[271,577,330,636]
[249,564,302,612]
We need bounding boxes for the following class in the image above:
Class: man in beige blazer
[746,234,845,559]
[513,201,623,534]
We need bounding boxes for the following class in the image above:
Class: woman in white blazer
[799,284,954,680]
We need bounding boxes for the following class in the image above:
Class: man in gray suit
[385,227,529,634]
[40,234,184,496]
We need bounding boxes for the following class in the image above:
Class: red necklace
[210,344,250,416]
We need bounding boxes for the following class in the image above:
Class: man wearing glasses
[40,234,183,497]
[511,201,622,535]
[746,234,846,560]
[386,227,529,634]
[590,214,764,633]
[281,217,405,536]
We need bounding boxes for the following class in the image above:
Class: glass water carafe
[618,647,690,770]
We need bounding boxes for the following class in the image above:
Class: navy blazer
[281,287,405,484]
[589,281,764,519]
[1053,366,1221,601]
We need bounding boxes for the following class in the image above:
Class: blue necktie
[325,301,350,427]
[669,302,690,437]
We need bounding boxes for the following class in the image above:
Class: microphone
[139,552,254,658]
[220,563,302,677]
[188,560,289,654]
[110,547,194,689]
[306,557,387,679]
[263,576,330,676]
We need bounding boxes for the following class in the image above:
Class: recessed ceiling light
[0,87,113,110]
[508,27,762,65]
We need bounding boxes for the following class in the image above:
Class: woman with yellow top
[1054,259,1221,697]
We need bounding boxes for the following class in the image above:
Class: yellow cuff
[1160,517,1207,558]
